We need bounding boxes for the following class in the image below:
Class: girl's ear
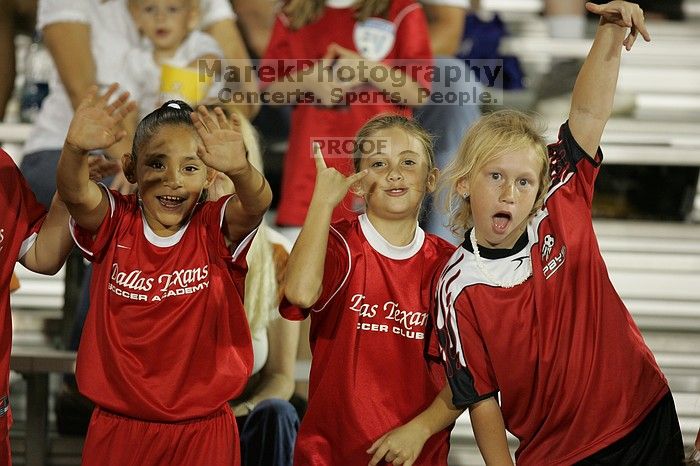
[456,176,470,198]
[425,167,439,194]
[122,153,137,184]
[204,168,217,188]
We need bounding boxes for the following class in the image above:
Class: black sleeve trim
[558,121,603,168]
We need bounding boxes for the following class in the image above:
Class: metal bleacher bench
[10,347,76,466]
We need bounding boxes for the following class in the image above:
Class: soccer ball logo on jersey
[541,233,567,279]
[353,18,397,61]
[348,293,427,340]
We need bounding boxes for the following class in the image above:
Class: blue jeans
[414,58,482,243]
[237,399,299,466]
[20,148,61,209]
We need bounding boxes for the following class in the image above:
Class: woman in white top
[21,0,256,207]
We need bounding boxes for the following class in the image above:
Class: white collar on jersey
[326,0,356,8]
[141,211,189,248]
[359,213,425,260]
[469,228,532,288]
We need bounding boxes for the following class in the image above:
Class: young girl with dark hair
[56,84,272,466]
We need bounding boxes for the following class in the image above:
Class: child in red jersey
[435,2,684,465]
[285,114,462,465]
[56,84,272,466]
[0,149,73,465]
[260,0,432,234]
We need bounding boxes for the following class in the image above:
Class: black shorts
[575,391,684,466]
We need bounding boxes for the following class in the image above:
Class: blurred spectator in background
[0,0,37,122]
[417,0,481,242]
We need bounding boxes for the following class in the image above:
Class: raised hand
[191,106,248,175]
[585,1,651,50]
[65,84,136,153]
[311,142,367,209]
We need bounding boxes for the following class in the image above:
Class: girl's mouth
[492,212,512,233]
[385,188,408,197]
[157,195,185,209]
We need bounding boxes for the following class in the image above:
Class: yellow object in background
[160,64,213,105]
[10,273,20,293]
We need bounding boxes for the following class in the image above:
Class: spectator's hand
[65,84,136,153]
[110,171,137,194]
[585,1,651,50]
[366,421,430,466]
[208,171,235,201]
[232,403,252,417]
[191,106,248,176]
[88,155,120,181]
[311,142,367,209]
[327,42,368,90]
[303,43,366,106]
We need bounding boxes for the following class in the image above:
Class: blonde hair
[353,113,435,173]
[235,111,278,334]
[283,0,392,30]
[439,109,551,236]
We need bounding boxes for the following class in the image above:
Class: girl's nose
[163,168,183,188]
[500,182,516,203]
[386,166,404,182]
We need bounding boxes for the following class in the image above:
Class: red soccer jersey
[282,214,455,465]
[435,123,669,465]
[0,150,46,436]
[71,189,254,422]
[260,0,432,226]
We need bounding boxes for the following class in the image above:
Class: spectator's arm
[42,21,96,110]
[233,318,300,416]
[423,4,467,56]
[0,0,16,120]
[204,19,260,118]
[232,0,275,58]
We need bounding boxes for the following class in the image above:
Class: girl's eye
[168,6,181,14]
[144,5,156,14]
[370,161,385,168]
[402,159,416,166]
[490,172,501,181]
[184,165,198,173]
[519,179,531,187]
[148,161,164,170]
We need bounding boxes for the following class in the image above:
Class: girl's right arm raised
[56,84,136,232]
[285,143,367,309]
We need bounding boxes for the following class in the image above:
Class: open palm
[191,106,248,175]
[66,84,135,152]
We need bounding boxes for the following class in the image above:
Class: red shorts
[81,405,239,466]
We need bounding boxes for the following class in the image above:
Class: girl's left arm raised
[191,106,272,243]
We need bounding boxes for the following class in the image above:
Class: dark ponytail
[131,100,195,161]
